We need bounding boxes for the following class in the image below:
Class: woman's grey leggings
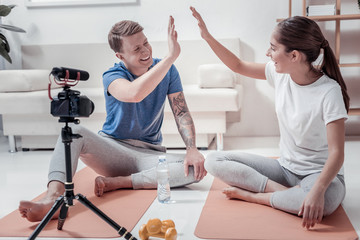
[48,125,197,189]
[205,151,345,216]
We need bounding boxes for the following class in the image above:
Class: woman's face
[266,30,293,73]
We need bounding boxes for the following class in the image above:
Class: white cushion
[197,64,236,88]
[0,69,59,92]
[0,85,241,114]
[164,84,241,112]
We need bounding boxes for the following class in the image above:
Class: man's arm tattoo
[169,92,196,148]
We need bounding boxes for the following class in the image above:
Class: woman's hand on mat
[190,6,212,41]
[298,189,325,229]
[184,147,207,181]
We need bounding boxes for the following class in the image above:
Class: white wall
[1,0,359,136]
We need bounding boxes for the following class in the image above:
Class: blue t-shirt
[101,58,183,145]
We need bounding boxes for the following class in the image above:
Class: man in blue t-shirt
[101,58,182,145]
[18,17,206,222]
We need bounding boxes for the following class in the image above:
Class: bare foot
[223,186,272,206]
[18,181,64,222]
[94,176,107,197]
[18,197,60,222]
[94,176,132,197]
[222,187,253,201]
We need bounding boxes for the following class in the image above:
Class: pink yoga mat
[0,167,156,238]
[195,178,358,240]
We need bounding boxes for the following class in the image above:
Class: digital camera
[51,88,94,118]
[49,67,94,118]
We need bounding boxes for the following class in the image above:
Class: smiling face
[116,31,153,76]
[266,29,294,74]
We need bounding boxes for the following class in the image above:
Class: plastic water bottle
[157,155,171,203]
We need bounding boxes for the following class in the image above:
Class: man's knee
[71,124,87,135]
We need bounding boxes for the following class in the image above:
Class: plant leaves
[0,5,12,17]
[0,33,10,52]
[0,24,26,33]
[0,42,12,63]
[0,5,18,64]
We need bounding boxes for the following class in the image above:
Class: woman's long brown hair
[277,16,350,112]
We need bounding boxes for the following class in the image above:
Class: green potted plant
[0,5,25,64]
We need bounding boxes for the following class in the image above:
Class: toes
[222,188,234,198]
[95,187,104,197]
[94,177,105,197]
[19,200,33,218]
[20,209,28,218]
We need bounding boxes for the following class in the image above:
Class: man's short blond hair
[108,20,144,53]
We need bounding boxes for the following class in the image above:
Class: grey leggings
[48,125,197,189]
[205,151,345,216]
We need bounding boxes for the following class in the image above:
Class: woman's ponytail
[321,41,350,113]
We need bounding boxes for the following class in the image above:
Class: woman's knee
[204,151,225,174]
[323,178,346,216]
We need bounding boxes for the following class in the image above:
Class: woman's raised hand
[190,6,211,40]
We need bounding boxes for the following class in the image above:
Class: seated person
[19,16,206,222]
[191,7,348,229]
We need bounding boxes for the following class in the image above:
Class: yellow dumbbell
[139,218,177,240]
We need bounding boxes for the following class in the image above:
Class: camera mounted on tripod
[49,67,94,123]
[29,67,136,240]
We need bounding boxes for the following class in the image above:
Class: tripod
[28,117,137,240]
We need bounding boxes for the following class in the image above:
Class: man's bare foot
[18,181,64,222]
[94,176,132,197]
[18,197,60,222]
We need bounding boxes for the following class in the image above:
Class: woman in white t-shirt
[191,7,350,229]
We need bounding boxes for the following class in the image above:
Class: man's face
[116,31,153,76]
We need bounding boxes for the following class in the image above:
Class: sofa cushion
[0,69,59,92]
[164,84,241,112]
[0,85,241,115]
[197,64,236,88]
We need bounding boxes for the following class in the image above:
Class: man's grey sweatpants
[48,125,197,189]
[205,151,345,216]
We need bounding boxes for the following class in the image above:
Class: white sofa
[0,38,243,152]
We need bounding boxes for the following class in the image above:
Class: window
[26,0,138,8]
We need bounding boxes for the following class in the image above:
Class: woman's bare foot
[94,176,132,197]
[222,187,272,206]
[223,187,253,201]
[18,181,64,222]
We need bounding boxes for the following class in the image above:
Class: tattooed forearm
[177,113,196,148]
[170,92,188,116]
[169,92,196,148]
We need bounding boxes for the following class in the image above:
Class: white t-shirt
[265,61,348,175]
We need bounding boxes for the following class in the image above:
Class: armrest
[0,69,58,92]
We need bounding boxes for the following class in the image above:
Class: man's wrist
[186,146,197,150]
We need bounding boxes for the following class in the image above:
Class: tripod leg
[57,181,75,230]
[57,202,69,230]
[28,196,65,240]
[75,194,137,240]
